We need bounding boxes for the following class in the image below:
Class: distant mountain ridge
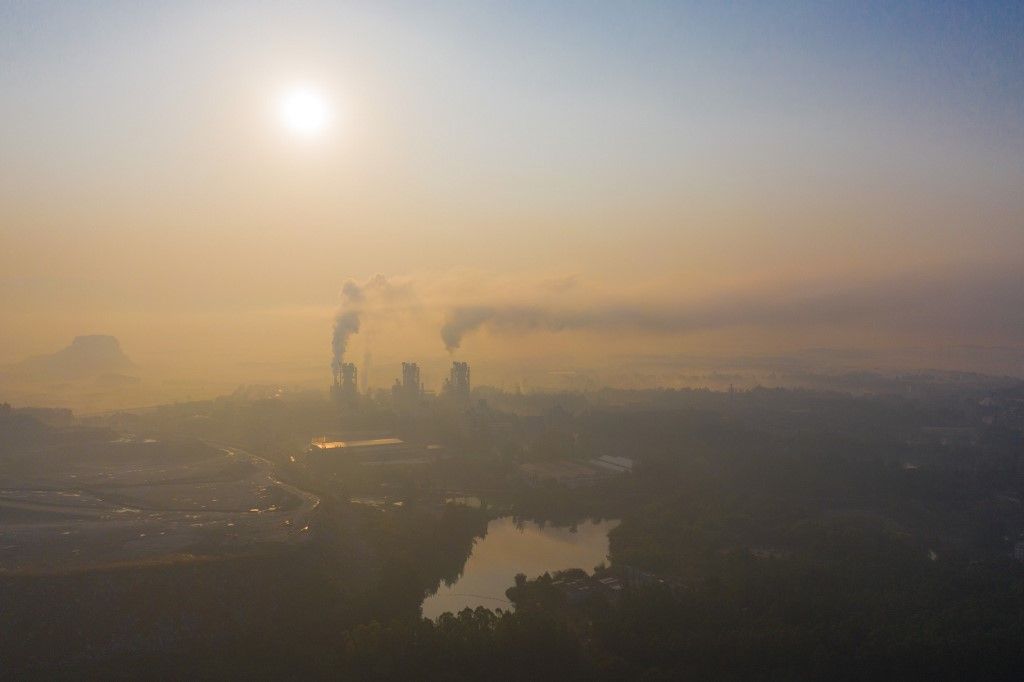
[13,335,135,380]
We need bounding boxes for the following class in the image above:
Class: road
[0,439,320,573]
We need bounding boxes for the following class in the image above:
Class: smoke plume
[331,280,365,372]
[439,266,1024,352]
[440,304,703,352]
[331,275,415,371]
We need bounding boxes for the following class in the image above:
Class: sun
[278,85,331,137]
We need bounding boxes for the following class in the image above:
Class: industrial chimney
[331,362,358,404]
[443,361,471,403]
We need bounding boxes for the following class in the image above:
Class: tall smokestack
[342,363,357,394]
[443,361,471,403]
[331,362,359,405]
[392,362,422,410]
[401,362,421,395]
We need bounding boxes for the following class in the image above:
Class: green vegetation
[4,379,1024,678]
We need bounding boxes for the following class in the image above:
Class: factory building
[331,362,358,405]
[402,362,421,394]
[443,361,471,403]
[308,435,445,469]
[392,362,423,408]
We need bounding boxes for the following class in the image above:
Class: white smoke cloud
[331,275,420,372]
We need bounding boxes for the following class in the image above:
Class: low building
[622,565,686,597]
[595,576,625,604]
[309,435,443,466]
[552,578,596,605]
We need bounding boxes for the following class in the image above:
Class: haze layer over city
[2,2,1024,679]
[3,1,1024,406]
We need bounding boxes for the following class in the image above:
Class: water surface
[422,516,618,619]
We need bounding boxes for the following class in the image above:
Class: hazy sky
[2,1,1023,386]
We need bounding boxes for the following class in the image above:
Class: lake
[421,516,619,619]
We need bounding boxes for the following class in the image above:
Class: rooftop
[311,437,404,450]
